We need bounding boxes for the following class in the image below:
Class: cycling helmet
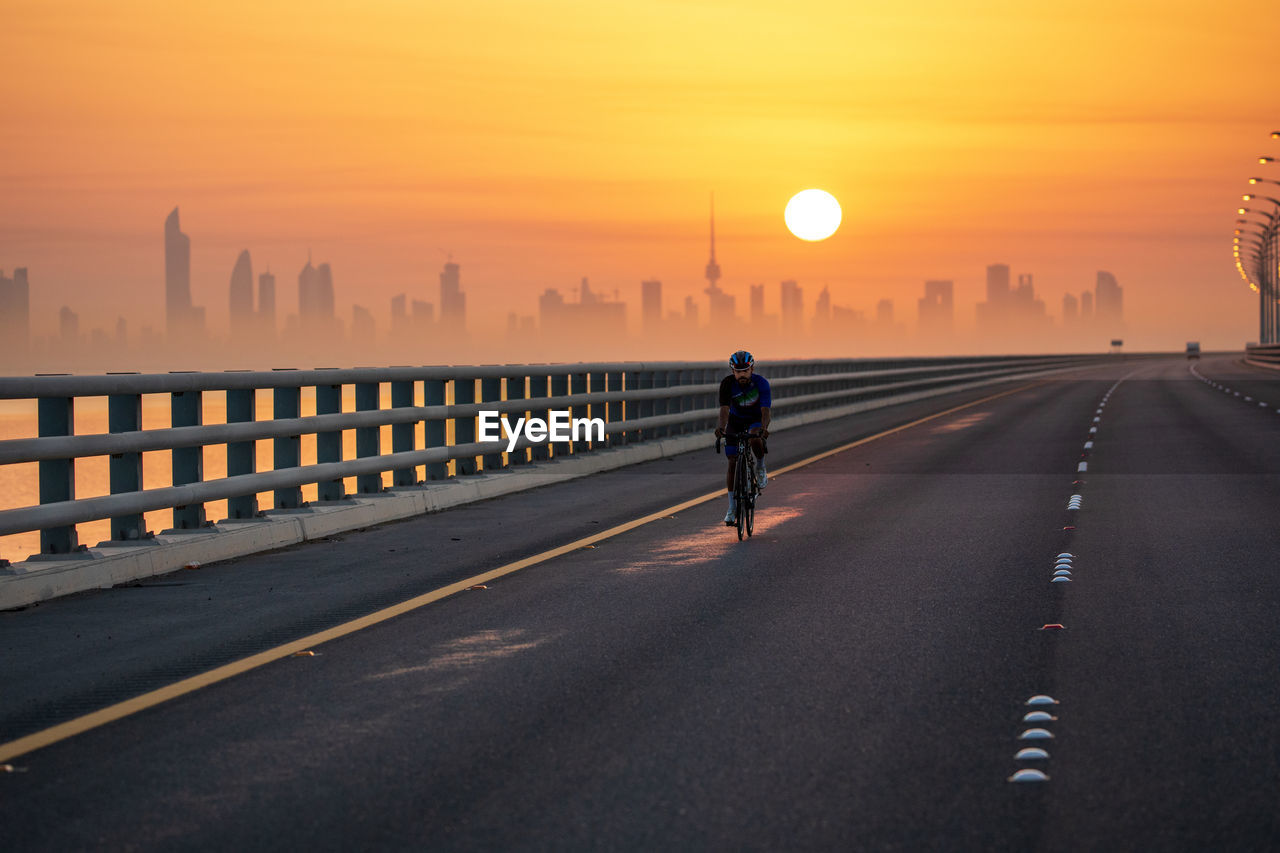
[729,350,754,369]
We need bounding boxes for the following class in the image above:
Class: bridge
[2,351,1280,849]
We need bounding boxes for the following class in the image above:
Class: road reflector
[1026,695,1059,705]
[1009,769,1050,782]
[1018,728,1054,740]
[1015,748,1050,761]
[1040,624,1065,630]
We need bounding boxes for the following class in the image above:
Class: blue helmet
[729,350,754,369]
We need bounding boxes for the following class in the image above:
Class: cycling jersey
[719,373,771,423]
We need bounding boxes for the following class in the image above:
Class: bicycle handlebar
[715,431,766,454]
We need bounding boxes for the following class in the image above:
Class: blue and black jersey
[719,373,771,425]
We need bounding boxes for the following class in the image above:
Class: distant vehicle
[1186,341,1201,359]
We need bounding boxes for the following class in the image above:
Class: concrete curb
[0,366,1091,609]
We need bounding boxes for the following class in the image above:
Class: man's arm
[759,407,770,438]
[716,405,730,437]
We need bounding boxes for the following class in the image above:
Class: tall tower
[641,279,663,334]
[703,194,735,325]
[165,207,192,340]
[258,269,276,336]
[229,249,254,333]
[0,268,29,349]
[440,261,465,331]
[705,193,721,292]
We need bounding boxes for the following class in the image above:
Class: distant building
[539,278,626,341]
[814,286,831,324]
[0,267,30,349]
[59,305,79,345]
[258,270,277,337]
[351,305,375,341]
[229,250,254,334]
[749,284,765,324]
[703,195,735,326]
[1081,290,1094,318]
[1062,293,1079,324]
[164,207,203,340]
[439,261,466,331]
[298,258,336,334]
[641,279,663,334]
[1095,270,1123,326]
[780,280,804,335]
[918,280,954,336]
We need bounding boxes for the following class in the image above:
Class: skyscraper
[440,261,465,330]
[164,207,195,340]
[298,258,336,328]
[0,267,29,349]
[229,250,254,334]
[750,284,765,324]
[986,263,1011,304]
[918,280,954,336]
[780,280,803,335]
[258,270,276,336]
[641,280,663,334]
[1095,270,1123,326]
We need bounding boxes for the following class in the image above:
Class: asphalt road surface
[3,354,1280,851]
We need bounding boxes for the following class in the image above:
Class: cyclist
[714,350,771,525]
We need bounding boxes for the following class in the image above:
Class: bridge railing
[0,354,1111,561]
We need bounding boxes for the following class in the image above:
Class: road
[2,354,1280,851]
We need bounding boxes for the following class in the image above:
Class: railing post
[481,375,503,471]
[534,373,555,461]
[37,395,77,554]
[674,370,689,435]
[273,383,303,509]
[632,370,653,443]
[702,368,717,432]
[548,373,568,458]
[108,389,146,539]
[572,371,590,453]
[424,378,447,480]
[316,382,343,501]
[587,370,604,449]
[391,379,416,486]
[505,373,528,465]
[171,388,205,529]
[453,377,477,476]
[652,370,670,438]
[225,388,258,519]
[355,382,382,493]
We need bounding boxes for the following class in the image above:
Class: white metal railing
[0,354,1118,561]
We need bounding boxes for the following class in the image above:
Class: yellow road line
[0,381,1038,764]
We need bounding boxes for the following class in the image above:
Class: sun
[784,189,842,241]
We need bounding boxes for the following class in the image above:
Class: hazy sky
[2,0,1277,351]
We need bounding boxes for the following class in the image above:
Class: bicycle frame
[717,431,761,540]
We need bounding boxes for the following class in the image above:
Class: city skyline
[2,2,1275,366]
[3,204,1129,372]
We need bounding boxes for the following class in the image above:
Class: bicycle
[716,431,764,540]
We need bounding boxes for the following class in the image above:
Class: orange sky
[2,0,1278,356]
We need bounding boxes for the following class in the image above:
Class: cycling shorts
[725,417,763,457]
